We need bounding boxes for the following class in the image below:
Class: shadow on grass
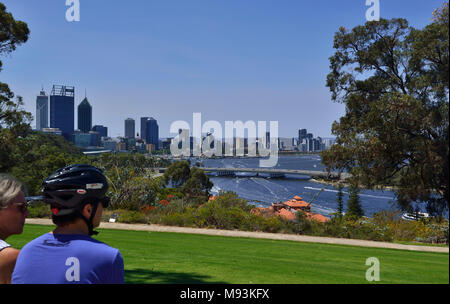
[125,269,229,284]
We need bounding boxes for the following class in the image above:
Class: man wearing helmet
[12,165,124,284]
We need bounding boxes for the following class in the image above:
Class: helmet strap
[78,202,99,236]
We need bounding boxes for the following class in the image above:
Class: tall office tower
[298,129,307,143]
[125,118,135,138]
[78,97,92,133]
[50,85,75,140]
[92,125,108,138]
[141,117,159,149]
[36,89,48,130]
[140,117,149,144]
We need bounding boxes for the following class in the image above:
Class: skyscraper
[125,118,135,138]
[141,117,159,149]
[36,89,48,130]
[92,125,108,138]
[140,117,149,144]
[77,97,92,133]
[50,85,75,140]
[298,129,307,143]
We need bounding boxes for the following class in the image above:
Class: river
[193,155,400,218]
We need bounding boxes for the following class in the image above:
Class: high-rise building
[77,97,92,133]
[92,125,108,138]
[140,117,149,144]
[50,85,75,140]
[36,89,48,130]
[141,117,159,149]
[298,129,307,143]
[125,118,135,138]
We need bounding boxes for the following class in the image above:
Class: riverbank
[310,177,398,191]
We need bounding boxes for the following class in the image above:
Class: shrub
[160,212,196,227]
[115,210,148,224]
[27,202,51,218]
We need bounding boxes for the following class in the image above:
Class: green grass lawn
[7,224,449,284]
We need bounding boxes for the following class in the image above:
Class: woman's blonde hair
[0,174,25,208]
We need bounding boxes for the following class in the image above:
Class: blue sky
[0,0,445,138]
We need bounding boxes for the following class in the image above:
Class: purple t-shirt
[12,233,124,284]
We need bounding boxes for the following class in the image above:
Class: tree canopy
[322,3,449,216]
[0,2,33,172]
[0,2,31,133]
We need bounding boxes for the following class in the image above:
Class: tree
[162,161,213,203]
[336,183,344,218]
[182,167,213,200]
[0,2,31,131]
[346,183,364,218]
[0,2,32,171]
[8,131,85,194]
[321,4,449,216]
[163,161,191,188]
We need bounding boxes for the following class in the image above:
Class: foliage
[0,2,32,170]
[181,167,213,202]
[336,183,344,218]
[321,5,449,216]
[7,132,85,194]
[112,209,149,224]
[27,201,51,218]
[163,160,191,188]
[163,161,213,202]
[108,176,162,211]
[346,183,364,218]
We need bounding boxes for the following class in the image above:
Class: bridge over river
[154,167,350,180]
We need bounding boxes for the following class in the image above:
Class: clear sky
[0,0,445,138]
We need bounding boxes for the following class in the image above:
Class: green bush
[160,212,196,227]
[115,210,148,224]
[27,202,51,218]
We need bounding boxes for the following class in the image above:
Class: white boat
[402,212,430,221]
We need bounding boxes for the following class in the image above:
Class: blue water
[195,155,400,217]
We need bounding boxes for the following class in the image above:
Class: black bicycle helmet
[42,164,110,235]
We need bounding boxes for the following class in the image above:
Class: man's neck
[52,221,89,235]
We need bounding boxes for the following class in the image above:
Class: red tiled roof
[284,200,311,209]
[276,208,296,221]
[306,213,329,223]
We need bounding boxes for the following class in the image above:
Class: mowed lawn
[7,224,449,284]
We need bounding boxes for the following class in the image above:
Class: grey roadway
[154,167,351,180]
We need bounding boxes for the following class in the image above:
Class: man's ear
[82,203,93,217]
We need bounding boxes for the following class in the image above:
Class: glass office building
[50,85,75,141]
[78,97,92,133]
[140,117,159,149]
[125,118,135,138]
[92,125,108,138]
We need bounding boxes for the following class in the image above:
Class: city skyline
[1,0,442,139]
